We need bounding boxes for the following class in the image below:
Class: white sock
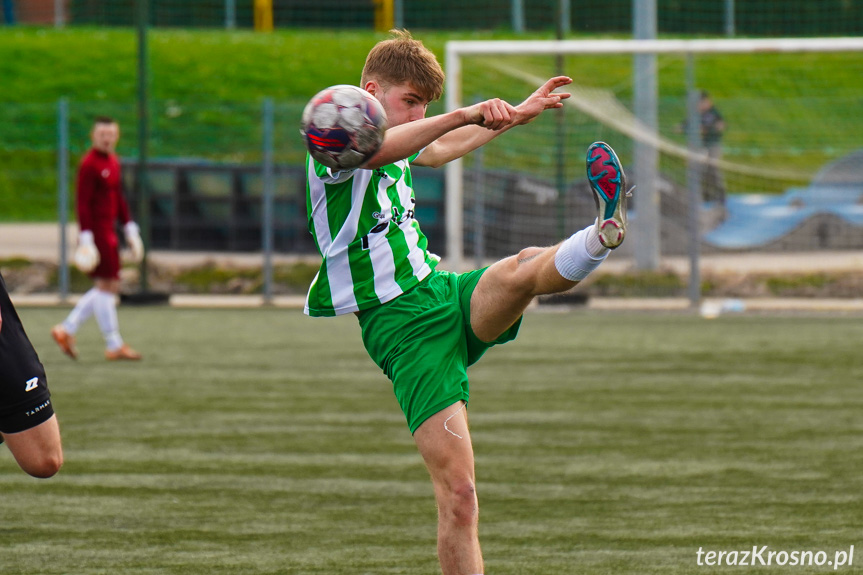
[585,221,609,258]
[63,287,99,335]
[554,225,609,282]
[93,290,124,351]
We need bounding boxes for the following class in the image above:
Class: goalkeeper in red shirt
[52,117,144,361]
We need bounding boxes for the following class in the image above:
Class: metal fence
[16,80,863,303]
[5,0,863,36]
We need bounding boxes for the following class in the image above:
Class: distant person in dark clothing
[51,117,144,361]
[679,90,726,204]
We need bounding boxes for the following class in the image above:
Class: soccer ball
[300,84,388,170]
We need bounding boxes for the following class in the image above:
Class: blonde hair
[360,30,445,102]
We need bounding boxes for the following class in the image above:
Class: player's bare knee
[516,246,545,261]
[23,452,63,478]
[510,246,547,293]
[441,480,479,527]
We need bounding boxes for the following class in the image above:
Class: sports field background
[3,28,863,220]
[1,306,860,574]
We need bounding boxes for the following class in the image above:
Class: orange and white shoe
[105,345,142,361]
[51,325,78,360]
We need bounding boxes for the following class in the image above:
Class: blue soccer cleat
[586,141,632,249]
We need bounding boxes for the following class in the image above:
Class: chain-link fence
[5,0,863,36]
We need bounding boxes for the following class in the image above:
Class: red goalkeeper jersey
[76,148,132,235]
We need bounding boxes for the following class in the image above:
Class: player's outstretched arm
[362,99,508,170]
[414,76,572,168]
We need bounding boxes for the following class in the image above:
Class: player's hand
[465,98,517,131]
[124,221,145,263]
[514,76,572,125]
[74,230,100,273]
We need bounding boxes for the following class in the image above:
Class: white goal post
[443,37,863,273]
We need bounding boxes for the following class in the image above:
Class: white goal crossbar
[443,37,863,271]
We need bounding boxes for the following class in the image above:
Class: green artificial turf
[2,307,861,574]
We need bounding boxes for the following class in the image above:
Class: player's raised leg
[413,401,483,575]
[470,141,630,342]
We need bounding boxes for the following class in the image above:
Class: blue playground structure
[703,150,863,250]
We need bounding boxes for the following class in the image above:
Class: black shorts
[0,273,54,434]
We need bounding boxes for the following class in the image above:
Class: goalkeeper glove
[74,230,100,273]
[124,221,145,262]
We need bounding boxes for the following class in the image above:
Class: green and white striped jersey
[304,152,440,317]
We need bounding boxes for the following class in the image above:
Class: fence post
[254,0,273,31]
[374,0,394,31]
[393,0,403,29]
[724,0,735,37]
[685,54,702,308]
[555,8,567,238]
[136,0,151,293]
[511,0,524,33]
[558,0,570,36]
[633,0,660,270]
[225,0,236,29]
[54,0,64,27]
[57,98,69,301]
[262,98,275,304]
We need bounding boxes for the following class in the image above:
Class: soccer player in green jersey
[305,30,630,575]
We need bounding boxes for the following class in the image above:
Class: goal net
[442,38,863,297]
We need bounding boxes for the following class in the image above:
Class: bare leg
[2,415,63,478]
[473,139,631,344]
[414,402,483,575]
[470,244,576,343]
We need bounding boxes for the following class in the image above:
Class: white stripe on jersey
[307,164,372,313]
[328,171,373,312]
[307,162,334,254]
[369,171,398,301]
[397,174,432,279]
[305,162,333,313]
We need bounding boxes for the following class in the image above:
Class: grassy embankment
[2,28,862,221]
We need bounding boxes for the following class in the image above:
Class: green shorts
[357,268,522,433]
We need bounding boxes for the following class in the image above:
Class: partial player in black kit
[0,272,63,477]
